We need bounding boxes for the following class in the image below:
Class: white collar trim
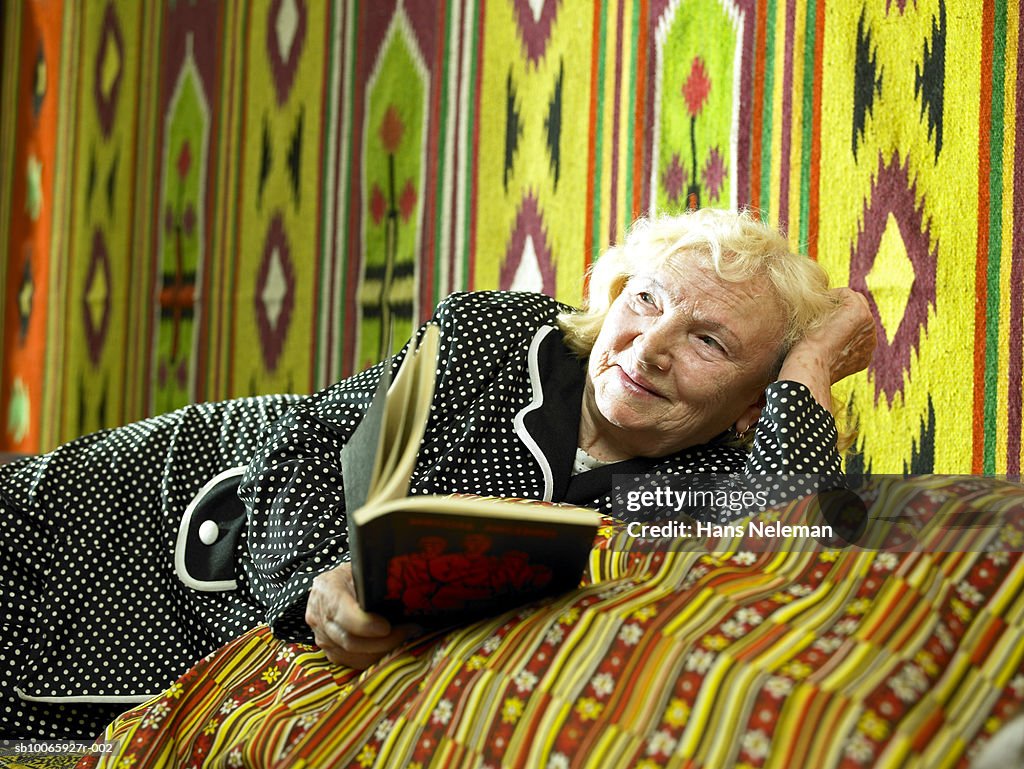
[513,325,556,501]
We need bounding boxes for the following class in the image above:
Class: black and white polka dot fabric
[1,395,299,737]
[239,291,841,642]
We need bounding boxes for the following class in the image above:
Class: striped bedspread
[82,477,1024,768]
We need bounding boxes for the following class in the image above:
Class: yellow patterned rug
[1,1,1021,476]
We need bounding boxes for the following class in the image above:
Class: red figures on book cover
[385,533,554,614]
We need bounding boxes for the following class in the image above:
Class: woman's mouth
[616,366,664,398]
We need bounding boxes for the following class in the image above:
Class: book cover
[342,325,600,625]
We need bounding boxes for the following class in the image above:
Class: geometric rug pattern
[1,0,1022,475]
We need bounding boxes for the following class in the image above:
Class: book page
[341,326,433,514]
[370,325,439,505]
[354,493,602,527]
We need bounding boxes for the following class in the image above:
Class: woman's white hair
[558,208,839,376]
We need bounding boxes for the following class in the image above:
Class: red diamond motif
[511,0,560,63]
[84,229,112,364]
[501,194,556,295]
[255,213,296,371]
[93,3,124,138]
[266,0,308,106]
[849,152,937,406]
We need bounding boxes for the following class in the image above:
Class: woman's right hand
[305,563,420,669]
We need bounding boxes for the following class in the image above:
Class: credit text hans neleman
[625,520,835,539]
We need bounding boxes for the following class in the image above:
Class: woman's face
[581,252,788,459]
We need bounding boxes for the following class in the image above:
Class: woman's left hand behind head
[774,288,877,413]
[802,288,878,385]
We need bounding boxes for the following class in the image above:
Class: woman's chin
[597,408,670,446]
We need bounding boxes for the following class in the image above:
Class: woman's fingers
[323,617,413,654]
[825,288,877,383]
[310,625,386,669]
[320,564,391,636]
[313,623,421,668]
[785,288,877,384]
[305,563,418,669]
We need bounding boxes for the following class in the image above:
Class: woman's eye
[698,335,723,351]
[630,290,658,312]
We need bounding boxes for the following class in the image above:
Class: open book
[342,324,602,625]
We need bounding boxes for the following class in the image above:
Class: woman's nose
[633,324,673,370]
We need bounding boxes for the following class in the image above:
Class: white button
[199,520,220,545]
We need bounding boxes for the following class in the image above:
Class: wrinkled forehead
[629,263,783,325]
[633,247,775,302]
[627,250,789,371]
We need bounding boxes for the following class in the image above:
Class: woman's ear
[735,393,767,435]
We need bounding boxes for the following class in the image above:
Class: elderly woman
[250,208,875,668]
[0,208,873,738]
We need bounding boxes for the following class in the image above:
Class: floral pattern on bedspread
[82,478,1024,768]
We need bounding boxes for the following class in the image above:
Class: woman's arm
[739,289,876,504]
[239,357,395,641]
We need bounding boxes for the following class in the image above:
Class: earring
[734,422,757,440]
